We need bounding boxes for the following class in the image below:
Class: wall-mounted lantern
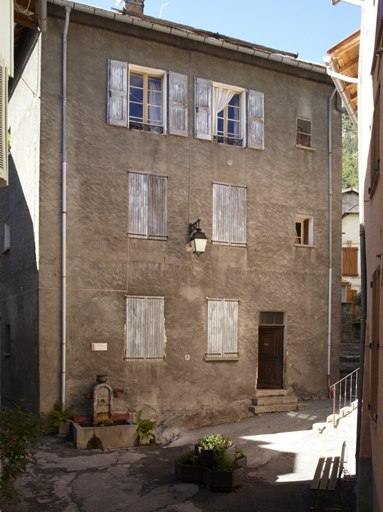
[189,219,208,256]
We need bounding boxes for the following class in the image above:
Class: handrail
[330,368,359,427]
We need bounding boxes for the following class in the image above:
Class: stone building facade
[0,1,342,424]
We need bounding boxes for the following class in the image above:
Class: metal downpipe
[61,5,71,407]
[327,86,337,396]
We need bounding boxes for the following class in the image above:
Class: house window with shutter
[342,246,358,276]
[294,215,313,246]
[369,267,380,422]
[296,118,312,148]
[107,60,188,137]
[128,172,167,240]
[125,296,165,362]
[194,78,264,149]
[212,182,246,247]
[206,298,239,360]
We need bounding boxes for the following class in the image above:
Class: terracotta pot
[84,393,92,399]
[114,391,121,398]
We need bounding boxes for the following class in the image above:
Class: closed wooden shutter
[148,175,167,240]
[126,296,164,361]
[213,183,246,246]
[207,299,239,359]
[129,172,148,238]
[230,185,247,247]
[342,247,358,276]
[107,59,128,127]
[168,71,188,137]
[370,267,380,420]
[303,219,309,245]
[194,77,212,140]
[247,89,264,150]
[0,65,8,187]
[129,172,167,240]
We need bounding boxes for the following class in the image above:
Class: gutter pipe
[47,0,327,74]
[61,5,71,407]
[38,0,48,32]
[327,86,337,396]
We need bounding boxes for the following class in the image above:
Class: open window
[295,215,313,246]
[296,118,312,148]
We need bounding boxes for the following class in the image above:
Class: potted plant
[175,450,203,483]
[49,401,74,436]
[113,388,125,398]
[96,373,107,384]
[80,390,92,399]
[135,410,157,446]
[203,447,244,491]
[195,433,231,466]
[233,446,247,468]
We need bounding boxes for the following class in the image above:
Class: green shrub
[178,450,200,465]
[198,433,231,450]
[135,411,157,441]
[0,403,47,506]
[214,448,240,472]
[49,401,74,427]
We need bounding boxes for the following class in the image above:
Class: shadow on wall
[0,155,40,414]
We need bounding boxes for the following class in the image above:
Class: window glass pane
[148,105,161,125]
[148,77,161,92]
[297,119,311,135]
[265,312,274,324]
[295,222,302,243]
[130,74,143,88]
[130,87,143,104]
[229,94,240,107]
[228,105,240,121]
[228,120,239,137]
[148,90,162,107]
[217,117,224,135]
[130,102,143,121]
[274,313,284,324]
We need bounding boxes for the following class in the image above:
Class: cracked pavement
[8,400,357,512]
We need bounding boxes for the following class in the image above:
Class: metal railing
[330,368,359,426]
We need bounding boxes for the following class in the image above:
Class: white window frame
[212,81,246,148]
[296,117,313,148]
[128,63,167,134]
[294,215,313,246]
[212,182,247,247]
[206,298,239,361]
[125,295,165,362]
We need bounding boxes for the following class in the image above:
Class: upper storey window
[129,72,163,133]
[215,92,241,146]
[296,118,312,148]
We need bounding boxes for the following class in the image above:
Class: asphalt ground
[7,399,357,512]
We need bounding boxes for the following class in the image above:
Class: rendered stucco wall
[37,5,342,422]
[0,34,41,412]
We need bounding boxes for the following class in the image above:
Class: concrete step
[252,396,298,406]
[326,400,358,427]
[255,389,288,397]
[249,403,309,415]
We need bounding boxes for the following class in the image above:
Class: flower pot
[58,421,71,437]
[195,445,217,466]
[84,393,92,399]
[175,461,203,483]
[96,374,107,384]
[203,466,244,491]
[114,391,121,398]
[73,415,92,423]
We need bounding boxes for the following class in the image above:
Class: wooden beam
[340,56,360,75]
[14,11,37,29]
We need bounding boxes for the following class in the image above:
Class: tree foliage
[0,403,47,507]
[342,107,359,189]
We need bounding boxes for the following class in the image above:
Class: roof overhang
[326,30,360,128]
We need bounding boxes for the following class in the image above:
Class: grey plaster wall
[0,35,41,412]
[37,5,341,420]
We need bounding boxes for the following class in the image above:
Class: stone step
[252,396,298,406]
[340,354,360,362]
[255,389,288,397]
[249,403,309,415]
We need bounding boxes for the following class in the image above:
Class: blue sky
[79,0,362,64]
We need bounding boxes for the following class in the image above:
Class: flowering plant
[198,433,231,450]
[178,450,200,465]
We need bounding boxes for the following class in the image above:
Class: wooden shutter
[370,267,380,420]
[213,183,230,245]
[129,172,148,238]
[168,71,188,137]
[107,59,128,127]
[230,185,247,247]
[303,219,309,245]
[148,175,167,240]
[126,296,164,361]
[247,89,264,150]
[194,77,212,140]
[342,247,358,276]
[0,65,8,187]
[207,299,238,359]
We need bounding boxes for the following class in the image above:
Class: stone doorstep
[252,396,298,406]
[255,389,288,397]
[325,400,358,426]
[249,403,309,415]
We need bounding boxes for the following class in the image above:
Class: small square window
[295,215,313,246]
[296,118,312,147]
[259,312,284,325]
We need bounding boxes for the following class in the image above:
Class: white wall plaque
[91,343,108,351]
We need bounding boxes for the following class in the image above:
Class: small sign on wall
[91,343,108,351]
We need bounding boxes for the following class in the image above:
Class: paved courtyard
[9,399,357,512]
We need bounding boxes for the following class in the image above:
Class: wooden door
[257,326,284,389]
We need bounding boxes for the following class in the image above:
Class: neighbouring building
[341,187,360,307]
[0,0,342,427]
